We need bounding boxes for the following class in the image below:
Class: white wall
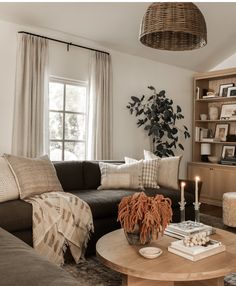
[212,52,236,70]
[0,19,194,178]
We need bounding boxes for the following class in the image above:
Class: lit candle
[181,182,186,204]
[195,176,200,204]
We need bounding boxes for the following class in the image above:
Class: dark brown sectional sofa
[0,160,199,255]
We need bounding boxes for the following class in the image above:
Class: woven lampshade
[139,2,207,51]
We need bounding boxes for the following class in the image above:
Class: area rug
[62,214,236,286]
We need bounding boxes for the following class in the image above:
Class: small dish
[139,247,163,259]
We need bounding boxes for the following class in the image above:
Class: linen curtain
[87,51,112,160]
[12,34,49,157]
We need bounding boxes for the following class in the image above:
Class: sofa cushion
[54,161,84,191]
[83,161,124,190]
[0,157,19,202]
[83,161,101,189]
[70,189,138,219]
[71,187,195,219]
[4,154,63,199]
[98,161,144,190]
[0,227,79,286]
[0,200,32,232]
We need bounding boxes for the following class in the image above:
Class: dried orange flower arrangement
[118,192,172,244]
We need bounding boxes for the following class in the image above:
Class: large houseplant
[127,86,190,157]
[118,192,172,244]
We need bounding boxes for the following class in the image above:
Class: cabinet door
[213,167,236,202]
[187,164,214,202]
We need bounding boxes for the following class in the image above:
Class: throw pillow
[144,150,182,190]
[0,157,19,202]
[124,157,160,189]
[4,154,63,199]
[98,161,144,190]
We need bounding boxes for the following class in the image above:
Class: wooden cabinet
[188,68,236,206]
[188,162,236,206]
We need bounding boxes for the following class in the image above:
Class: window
[49,78,87,161]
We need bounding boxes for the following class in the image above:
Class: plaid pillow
[125,157,160,189]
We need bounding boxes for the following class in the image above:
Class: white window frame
[49,76,88,161]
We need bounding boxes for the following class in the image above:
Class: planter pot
[124,228,151,245]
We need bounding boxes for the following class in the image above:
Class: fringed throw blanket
[25,192,94,266]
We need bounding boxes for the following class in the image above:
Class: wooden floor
[201,203,222,218]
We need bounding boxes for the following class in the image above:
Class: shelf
[195,141,236,144]
[190,161,236,168]
[196,97,236,102]
[196,119,236,123]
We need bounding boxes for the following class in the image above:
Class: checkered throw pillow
[124,157,160,189]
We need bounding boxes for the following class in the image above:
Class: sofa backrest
[53,160,124,191]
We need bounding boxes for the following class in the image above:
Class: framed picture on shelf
[220,104,236,120]
[219,83,234,97]
[221,145,236,159]
[214,123,229,141]
[227,87,236,97]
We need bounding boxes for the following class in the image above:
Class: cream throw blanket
[25,192,94,266]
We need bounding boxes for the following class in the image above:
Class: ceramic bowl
[139,247,162,259]
[208,156,220,164]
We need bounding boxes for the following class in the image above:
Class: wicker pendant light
[139,2,207,51]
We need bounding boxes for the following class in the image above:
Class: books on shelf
[168,239,225,261]
[164,221,213,238]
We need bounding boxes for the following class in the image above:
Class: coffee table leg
[122,275,224,286]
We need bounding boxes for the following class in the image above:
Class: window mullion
[62,83,66,161]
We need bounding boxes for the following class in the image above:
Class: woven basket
[139,2,207,51]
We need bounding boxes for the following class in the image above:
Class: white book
[195,127,200,141]
[170,239,222,255]
[166,221,213,237]
[168,240,225,261]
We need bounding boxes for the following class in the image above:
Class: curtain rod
[18,31,110,55]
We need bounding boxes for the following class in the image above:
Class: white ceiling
[0,2,236,72]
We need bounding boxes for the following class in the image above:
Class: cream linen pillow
[124,157,160,189]
[98,161,144,190]
[0,157,19,202]
[4,154,63,199]
[144,150,182,190]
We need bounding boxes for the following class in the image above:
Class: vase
[124,227,152,245]
[209,106,218,120]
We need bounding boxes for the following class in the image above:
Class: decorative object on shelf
[117,192,172,245]
[196,87,200,100]
[208,105,219,120]
[179,182,186,222]
[220,104,236,120]
[200,114,207,120]
[214,123,229,142]
[200,143,211,162]
[208,156,220,164]
[221,145,236,159]
[226,134,236,142]
[227,87,236,97]
[219,83,234,97]
[194,176,201,223]
[139,2,207,51]
[126,86,190,157]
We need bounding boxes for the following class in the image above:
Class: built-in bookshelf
[188,68,236,206]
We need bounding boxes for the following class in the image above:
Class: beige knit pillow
[0,157,19,202]
[4,154,63,199]
[144,150,182,190]
[124,157,160,189]
[98,161,144,190]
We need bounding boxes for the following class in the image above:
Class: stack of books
[168,239,225,261]
[164,221,214,239]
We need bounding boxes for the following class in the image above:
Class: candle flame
[181,182,186,187]
[195,176,200,181]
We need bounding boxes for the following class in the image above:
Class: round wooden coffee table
[96,228,236,286]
